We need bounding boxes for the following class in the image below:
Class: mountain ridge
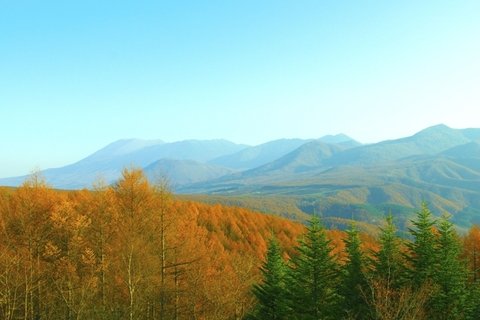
[2,124,480,228]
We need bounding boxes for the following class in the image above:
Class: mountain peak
[410,124,468,144]
[86,139,164,161]
[319,133,357,144]
[414,124,452,136]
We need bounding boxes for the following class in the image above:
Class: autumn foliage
[1,170,479,319]
[0,169,306,320]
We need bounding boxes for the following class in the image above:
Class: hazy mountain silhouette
[0,139,246,189]
[2,124,480,227]
[144,159,234,186]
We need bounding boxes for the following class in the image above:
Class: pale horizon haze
[1,1,480,178]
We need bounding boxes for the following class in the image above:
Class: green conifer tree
[287,216,339,320]
[374,214,404,288]
[431,214,469,320]
[248,237,289,320]
[406,202,437,286]
[466,282,480,320]
[368,213,434,320]
[340,224,369,319]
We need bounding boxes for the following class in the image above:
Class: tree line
[1,168,480,319]
[248,203,480,320]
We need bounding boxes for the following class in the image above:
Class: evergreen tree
[340,224,369,319]
[287,216,339,320]
[466,282,480,320]
[431,214,469,320]
[248,237,289,320]
[406,202,437,286]
[373,214,404,288]
[368,214,431,320]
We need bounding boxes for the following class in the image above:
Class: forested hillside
[247,206,480,320]
[1,170,479,319]
[3,125,480,231]
[0,170,305,320]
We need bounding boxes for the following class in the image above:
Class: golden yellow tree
[112,168,157,320]
[7,173,58,319]
[464,225,480,281]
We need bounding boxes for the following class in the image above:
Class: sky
[1,1,480,178]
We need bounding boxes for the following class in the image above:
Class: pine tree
[249,237,289,320]
[373,214,404,288]
[430,214,469,320]
[368,214,430,320]
[406,202,437,286]
[340,224,369,319]
[287,216,339,320]
[466,282,480,320]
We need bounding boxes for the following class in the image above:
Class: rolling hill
[143,159,234,186]
[325,124,474,166]
[241,140,350,176]
[2,124,480,228]
[208,138,312,170]
[179,125,480,229]
[208,134,360,171]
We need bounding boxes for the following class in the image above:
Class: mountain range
[2,124,480,229]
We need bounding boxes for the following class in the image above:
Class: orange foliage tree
[463,225,480,282]
[0,168,404,320]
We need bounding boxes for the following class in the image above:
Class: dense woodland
[0,169,479,319]
[248,209,480,320]
[0,169,305,320]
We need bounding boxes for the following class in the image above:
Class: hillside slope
[144,158,234,186]
[0,139,247,189]
[181,125,480,228]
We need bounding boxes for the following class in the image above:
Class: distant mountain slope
[144,159,234,187]
[209,134,360,171]
[182,153,480,228]
[180,125,480,228]
[88,139,247,167]
[245,140,346,176]
[319,133,362,148]
[3,124,480,229]
[462,128,480,141]
[442,141,480,159]
[0,139,247,189]
[80,139,164,163]
[209,139,311,170]
[328,124,472,166]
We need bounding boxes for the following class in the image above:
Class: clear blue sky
[1,1,479,178]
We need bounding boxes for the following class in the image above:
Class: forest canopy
[0,169,479,320]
